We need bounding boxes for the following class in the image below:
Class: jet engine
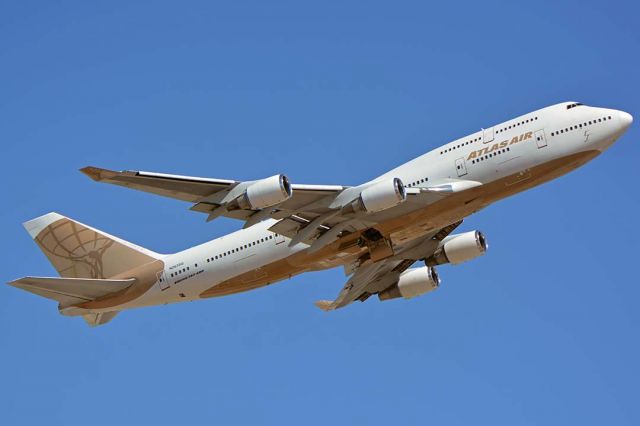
[228,174,292,210]
[342,178,406,214]
[378,266,440,301]
[426,231,487,266]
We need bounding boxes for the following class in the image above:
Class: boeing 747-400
[9,102,632,326]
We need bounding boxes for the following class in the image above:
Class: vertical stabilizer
[23,212,161,279]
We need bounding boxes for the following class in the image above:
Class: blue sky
[1,1,639,424]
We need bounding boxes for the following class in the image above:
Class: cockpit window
[566,103,583,110]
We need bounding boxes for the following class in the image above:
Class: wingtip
[314,300,335,312]
[80,166,115,181]
[6,277,36,290]
[7,278,24,288]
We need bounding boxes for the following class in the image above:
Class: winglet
[314,300,335,312]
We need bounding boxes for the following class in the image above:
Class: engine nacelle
[378,266,440,301]
[343,178,406,214]
[426,230,488,266]
[231,174,292,210]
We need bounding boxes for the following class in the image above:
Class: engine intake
[342,178,406,215]
[426,230,487,266]
[229,174,292,210]
[378,266,440,301]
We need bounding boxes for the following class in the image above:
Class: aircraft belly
[197,241,306,298]
[199,257,305,298]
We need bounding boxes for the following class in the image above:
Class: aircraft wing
[81,166,346,222]
[315,221,461,310]
[82,166,477,251]
[81,166,344,207]
[315,258,407,311]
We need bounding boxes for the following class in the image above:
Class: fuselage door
[535,129,547,148]
[455,157,468,177]
[158,270,170,291]
[483,127,495,143]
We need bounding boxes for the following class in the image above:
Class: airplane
[9,101,632,326]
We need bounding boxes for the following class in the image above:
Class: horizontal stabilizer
[9,276,135,307]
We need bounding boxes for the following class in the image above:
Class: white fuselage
[108,102,631,312]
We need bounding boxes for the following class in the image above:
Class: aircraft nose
[618,110,633,131]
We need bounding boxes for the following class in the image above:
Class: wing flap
[268,217,306,237]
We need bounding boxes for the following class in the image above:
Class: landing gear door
[483,127,494,143]
[455,157,468,177]
[535,129,547,148]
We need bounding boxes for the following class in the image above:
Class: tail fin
[23,212,161,279]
